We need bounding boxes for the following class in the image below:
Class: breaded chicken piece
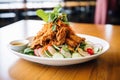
[30,23,54,48]
[69,35,85,44]
[56,27,67,44]
[65,38,78,48]
[68,45,75,52]
[30,19,86,52]
[34,23,53,40]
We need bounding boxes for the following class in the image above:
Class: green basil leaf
[36,5,69,24]
[36,9,49,22]
[62,13,68,22]
[48,13,59,22]
[53,4,62,13]
[48,13,55,22]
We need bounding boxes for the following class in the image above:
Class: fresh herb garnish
[52,24,57,31]
[36,5,62,23]
[36,4,69,31]
[61,13,68,23]
[53,4,62,13]
[36,5,68,23]
[36,9,49,22]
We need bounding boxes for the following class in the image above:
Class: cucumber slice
[53,45,60,51]
[93,44,103,54]
[93,47,99,54]
[60,49,71,58]
[52,53,64,58]
[77,48,90,57]
[47,46,57,55]
[44,50,52,58]
[62,45,69,52]
[72,53,82,58]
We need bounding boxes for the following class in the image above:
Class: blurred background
[0,0,120,27]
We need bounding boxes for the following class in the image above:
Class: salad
[22,5,103,58]
[24,41,103,58]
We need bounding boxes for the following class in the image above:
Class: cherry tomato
[87,48,94,55]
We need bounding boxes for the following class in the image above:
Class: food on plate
[23,5,103,58]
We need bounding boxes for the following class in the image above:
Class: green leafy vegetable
[61,13,68,22]
[36,4,69,31]
[36,5,67,22]
[80,42,86,50]
[48,13,58,22]
[24,48,34,55]
[36,5,62,23]
[52,24,57,31]
[36,9,49,22]
[62,45,69,52]
[53,4,62,13]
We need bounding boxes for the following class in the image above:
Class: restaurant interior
[0,0,120,27]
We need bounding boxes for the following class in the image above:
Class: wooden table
[0,20,120,80]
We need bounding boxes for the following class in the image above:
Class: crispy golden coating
[30,19,85,51]
[65,38,78,48]
[69,35,85,44]
[55,27,67,45]
[30,23,54,48]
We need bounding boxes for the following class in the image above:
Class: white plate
[9,34,109,66]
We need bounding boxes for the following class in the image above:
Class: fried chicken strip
[65,38,78,48]
[69,35,85,44]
